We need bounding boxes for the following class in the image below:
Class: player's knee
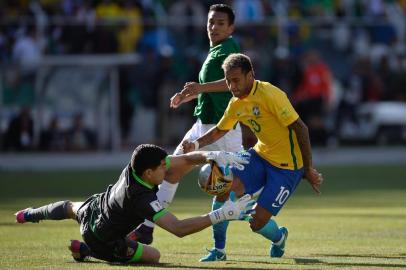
[69,201,83,220]
[249,216,268,232]
[65,201,75,219]
[151,249,160,263]
[141,245,160,263]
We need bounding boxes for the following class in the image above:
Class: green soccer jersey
[194,37,240,124]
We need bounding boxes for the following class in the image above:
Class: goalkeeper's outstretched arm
[165,151,250,182]
[155,193,253,238]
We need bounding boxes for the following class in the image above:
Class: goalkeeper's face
[145,160,167,186]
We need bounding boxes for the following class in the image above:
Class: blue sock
[255,219,283,243]
[212,199,229,250]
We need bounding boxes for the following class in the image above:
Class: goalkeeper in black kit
[15,144,253,264]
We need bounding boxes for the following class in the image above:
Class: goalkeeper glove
[209,192,254,224]
[206,151,250,171]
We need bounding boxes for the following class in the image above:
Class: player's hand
[182,82,200,96]
[304,167,323,195]
[170,91,198,108]
[206,151,250,171]
[170,92,183,108]
[209,192,254,224]
[181,140,195,153]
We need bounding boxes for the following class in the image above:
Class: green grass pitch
[1,165,406,269]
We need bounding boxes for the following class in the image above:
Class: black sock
[28,200,71,222]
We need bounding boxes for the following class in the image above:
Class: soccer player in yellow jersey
[183,53,323,258]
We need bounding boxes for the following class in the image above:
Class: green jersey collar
[250,80,259,96]
[131,170,154,189]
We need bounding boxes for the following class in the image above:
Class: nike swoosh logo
[272,203,281,208]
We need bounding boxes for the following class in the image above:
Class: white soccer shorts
[174,118,243,155]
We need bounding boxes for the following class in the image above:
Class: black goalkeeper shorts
[76,195,140,262]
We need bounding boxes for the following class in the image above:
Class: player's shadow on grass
[137,264,266,270]
[325,262,406,268]
[296,256,406,268]
[315,253,406,260]
[174,251,267,258]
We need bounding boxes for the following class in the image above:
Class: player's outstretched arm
[170,92,198,108]
[165,151,250,182]
[155,193,253,237]
[182,126,228,153]
[170,79,229,108]
[182,79,228,95]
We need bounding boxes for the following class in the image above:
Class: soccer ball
[198,162,233,196]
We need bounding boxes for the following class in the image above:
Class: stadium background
[0,1,406,269]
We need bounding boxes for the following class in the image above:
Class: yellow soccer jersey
[217,80,303,170]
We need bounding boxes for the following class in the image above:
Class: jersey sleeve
[216,101,238,130]
[136,193,168,223]
[267,88,299,127]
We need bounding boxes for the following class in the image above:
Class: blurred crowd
[1,0,406,151]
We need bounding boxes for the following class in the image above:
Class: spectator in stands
[39,117,66,151]
[12,26,43,80]
[117,0,143,54]
[168,0,205,47]
[334,58,364,138]
[3,107,34,151]
[232,0,265,24]
[93,0,120,53]
[293,50,332,145]
[66,113,96,151]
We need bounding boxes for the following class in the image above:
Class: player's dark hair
[209,4,235,25]
[131,144,168,176]
[222,53,253,74]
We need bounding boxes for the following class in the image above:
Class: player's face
[225,68,254,98]
[149,160,167,185]
[207,11,234,46]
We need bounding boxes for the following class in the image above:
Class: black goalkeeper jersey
[90,164,167,242]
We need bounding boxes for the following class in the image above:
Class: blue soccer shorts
[232,149,304,216]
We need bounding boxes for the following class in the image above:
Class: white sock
[157,180,179,208]
[215,248,225,253]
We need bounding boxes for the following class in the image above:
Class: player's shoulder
[212,37,240,57]
[257,81,286,97]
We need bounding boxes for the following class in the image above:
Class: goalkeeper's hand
[209,192,254,224]
[206,151,250,171]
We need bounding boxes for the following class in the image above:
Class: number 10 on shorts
[272,186,290,208]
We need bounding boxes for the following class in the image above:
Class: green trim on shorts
[129,243,144,262]
[132,170,154,189]
[165,156,171,170]
[153,208,169,222]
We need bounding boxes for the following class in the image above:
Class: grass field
[1,165,406,270]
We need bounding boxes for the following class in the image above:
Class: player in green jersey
[135,4,255,262]
[15,144,253,264]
